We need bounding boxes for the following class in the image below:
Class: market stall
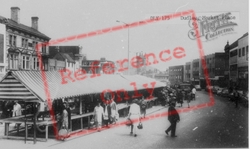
[0,71,165,143]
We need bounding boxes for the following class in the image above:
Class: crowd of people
[158,85,196,108]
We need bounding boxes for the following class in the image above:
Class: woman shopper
[93,101,104,132]
[128,99,141,137]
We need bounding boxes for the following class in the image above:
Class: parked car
[220,88,229,97]
[194,85,202,91]
[216,88,224,96]
[205,85,213,92]
[212,86,220,94]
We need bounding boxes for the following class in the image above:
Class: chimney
[11,7,20,23]
[31,17,39,30]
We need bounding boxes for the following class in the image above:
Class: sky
[0,0,249,71]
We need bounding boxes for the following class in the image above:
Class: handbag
[126,118,132,126]
[115,112,119,121]
[90,118,95,125]
[137,122,143,129]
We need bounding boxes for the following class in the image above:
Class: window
[9,35,17,46]
[246,46,248,61]
[33,57,39,70]
[22,55,30,70]
[32,41,38,50]
[9,54,18,69]
[239,48,241,57]
[22,38,28,48]
[230,50,237,57]
[242,47,245,56]
[42,43,47,53]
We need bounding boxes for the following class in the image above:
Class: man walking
[233,88,240,108]
[165,101,180,137]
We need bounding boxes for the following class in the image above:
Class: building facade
[81,58,116,74]
[237,33,248,90]
[227,33,248,91]
[169,65,184,85]
[184,61,191,82]
[0,7,50,79]
[48,46,83,72]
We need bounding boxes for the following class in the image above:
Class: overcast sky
[0,0,248,71]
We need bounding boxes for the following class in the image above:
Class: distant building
[227,32,248,91]
[0,7,50,79]
[184,61,191,82]
[81,58,116,74]
[169,65,184,85]
[48,46,83,71]
[237,33,248,90]
[191,58,202,84]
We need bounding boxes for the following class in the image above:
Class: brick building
[0,7,50,79]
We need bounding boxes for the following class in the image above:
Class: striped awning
[0,73,39,102]
[0,71,165,103]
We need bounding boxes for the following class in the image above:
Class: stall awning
[0,71,165,102]
[0,73,40,102]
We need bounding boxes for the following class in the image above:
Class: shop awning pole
[33,103,37,144]
[24,102,27,144]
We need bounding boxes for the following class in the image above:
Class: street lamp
[116,20,130,75]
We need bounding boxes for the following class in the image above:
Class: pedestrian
[128,99,141,137]
[187,91,191,108]
[191,86,196,100]
[110,99,117,124]
[233,88,240,108]
[12,101,22,128]
[61,105,69,131]
[103,101,111,128]
[64,102,71,132]
[93,101,104,132]
[165,101,180,137]
[177,89,183,107]
[140,97,147,118]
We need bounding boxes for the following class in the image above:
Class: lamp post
[116,20,130,75]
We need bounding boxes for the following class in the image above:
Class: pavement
[0,103,168,148]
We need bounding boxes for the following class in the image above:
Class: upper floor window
[22,55,30,70]
[22,38,28,48]
[42,43,47,53]
[238,48,241,57]
[230,50,237,57]
[9,54,18,69]
[242,47,245,56]
[33,57,39,70]
[9,35,16,46]
[32,41,38,50]
[246,46,248,61]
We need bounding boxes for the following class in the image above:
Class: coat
[168,106,180,123]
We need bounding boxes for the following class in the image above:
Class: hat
[132,99,138,103]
